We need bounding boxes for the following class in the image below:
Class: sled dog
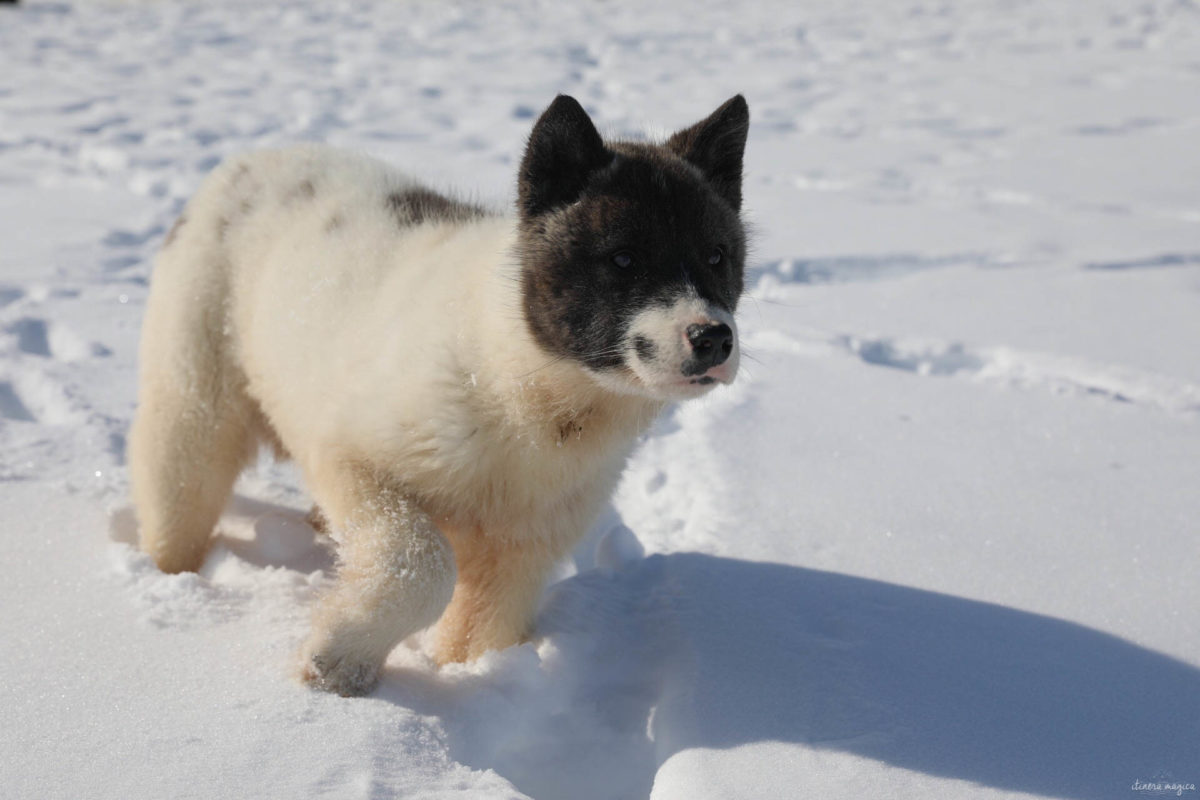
[130,95,749,695]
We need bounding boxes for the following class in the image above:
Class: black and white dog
[130,95,749,695]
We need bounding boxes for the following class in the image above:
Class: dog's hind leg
[129,216,258,574]
[129,352,257,574]
[299,468,456,696]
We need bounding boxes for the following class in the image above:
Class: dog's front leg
[300,476,455,696]
[433,497,597,665]
[433,530,561,665]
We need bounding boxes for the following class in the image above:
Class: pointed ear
[518,95,612,218]
[666,95,749,211]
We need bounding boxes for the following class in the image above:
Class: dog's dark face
[517,95,749,400]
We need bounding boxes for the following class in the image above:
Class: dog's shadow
[109,504,1200,798]
[379,552,1200,800]
[109,494,336,576]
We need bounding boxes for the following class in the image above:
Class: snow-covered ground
[3,0,1199,797]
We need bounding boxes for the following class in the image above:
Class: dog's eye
[612,251,634,268]
[708,248,724,266]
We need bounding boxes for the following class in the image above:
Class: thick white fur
[129,145,673,695]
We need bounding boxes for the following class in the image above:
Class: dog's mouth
[644,366,736,397]
[583,362,734,401]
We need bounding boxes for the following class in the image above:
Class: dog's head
[516,95,749,401]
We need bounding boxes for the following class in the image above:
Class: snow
[3,0,1200,798]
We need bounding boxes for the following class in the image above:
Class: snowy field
[2,0,1200,797]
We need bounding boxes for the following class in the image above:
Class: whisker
[752,295,803,308]
[513,343,631,380]
[516,354,569,379]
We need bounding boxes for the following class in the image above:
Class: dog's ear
[519,95,612,218]
[666,95,749,212]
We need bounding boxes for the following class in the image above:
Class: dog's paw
[299,650,380,697]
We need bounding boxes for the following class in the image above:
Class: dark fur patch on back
[163,214,186,247]
[286,178,316,204]
[214,162,263,242]
[228,163,258,198]
[386,187,487,228]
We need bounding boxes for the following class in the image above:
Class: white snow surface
[3,0,1200,798]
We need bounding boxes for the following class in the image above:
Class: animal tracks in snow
[3,315,107,362]
[0,312,110,425]
[0,286,129,484]
[1084,251,1200,271]
[0,380,36,423]
[743,327,1200,420]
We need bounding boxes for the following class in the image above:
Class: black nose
[685,323,734,372]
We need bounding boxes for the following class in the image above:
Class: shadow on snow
[378,552,1200,800]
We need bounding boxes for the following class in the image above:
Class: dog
[129,94,749,695]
